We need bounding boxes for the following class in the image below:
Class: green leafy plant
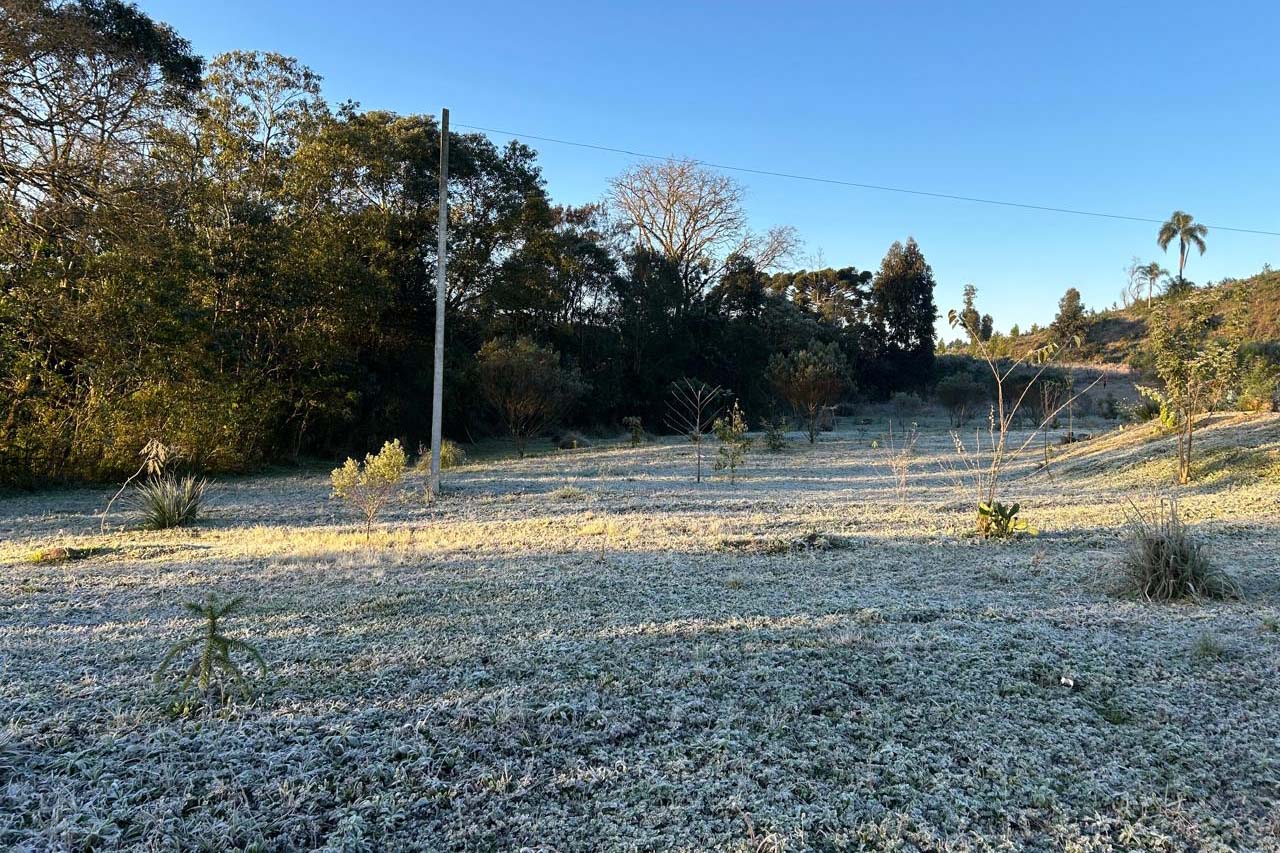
[416,439,466,473]
[622,416,645,447]
[977,500,1037,539]
[331,439,407,538]
[476,337,585,457]
[155,594,267,704]
[1121,497,1237,601]
[761,415,789,452]
[712,400,752,483]
[1238,353,1279,412]
[135,473,209,529]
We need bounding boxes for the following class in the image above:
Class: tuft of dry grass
[1121,498,1238,601]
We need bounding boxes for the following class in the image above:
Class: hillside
[1012,268,1280,365]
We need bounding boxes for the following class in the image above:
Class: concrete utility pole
[428,107,449,499]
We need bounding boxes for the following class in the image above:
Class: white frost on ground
[1,414,1278,850]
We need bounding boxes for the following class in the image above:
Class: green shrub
[622,416,644,447]
[440,439,466,469]
[889,391,924,417]
[1121,498,1237,601]
[712,401,752,482]
[415,439,466,472]
[1238,354,1279,412]
[155,593,266,705]
[135,473,208,529]
[331,439,407,537]
[934,373,987,427]
[977,500,1036,539]
[761,415,789,452]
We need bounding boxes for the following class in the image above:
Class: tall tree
[959,284,980,335]
[608,159,797,312]
[869,238,938,390]
[1051,287,1087,343]
[1157,210,1208,285]
[0,0,201,255]
[1133,261,1167,307]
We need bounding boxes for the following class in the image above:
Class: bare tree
[665,378,726,483]
[609,158,798,310]
[947,308,1101,537]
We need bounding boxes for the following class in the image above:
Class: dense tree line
[0,0,938,485]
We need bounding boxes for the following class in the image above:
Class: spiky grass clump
[135,474,208,530]
[1122,498,1237,601]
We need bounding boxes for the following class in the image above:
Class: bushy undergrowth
[556,431,592,450]
[761,415,789,451]
[135,474,208,529]
[1122,499,1238,601]
[416,439,466,471]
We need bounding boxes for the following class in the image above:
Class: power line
[454,122,1280,238]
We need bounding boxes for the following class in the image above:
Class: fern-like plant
[155,594,267,703]
[135,473,208,529]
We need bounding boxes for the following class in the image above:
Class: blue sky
[143,0,1280,333]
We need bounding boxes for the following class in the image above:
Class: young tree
[330,439,407,539]
[665,378,726,483]
[947,308,1099,538]
[767,341,849,443]
[712,400,752,483]
[1051,287,1087,343]
[1137,297,1237,484]
[476,338,585,457]
[1037,378,1065,468]
[1157,210,1208,285]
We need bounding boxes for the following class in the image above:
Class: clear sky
[142,0,1280,333]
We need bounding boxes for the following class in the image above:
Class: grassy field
[2,414,1279,851]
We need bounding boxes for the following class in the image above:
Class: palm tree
[1137,261,1167,307]
[1157,211,1208,285]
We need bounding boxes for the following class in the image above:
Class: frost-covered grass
[2,415,1279,850]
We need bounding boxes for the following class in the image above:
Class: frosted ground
[2,414,1278,851]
